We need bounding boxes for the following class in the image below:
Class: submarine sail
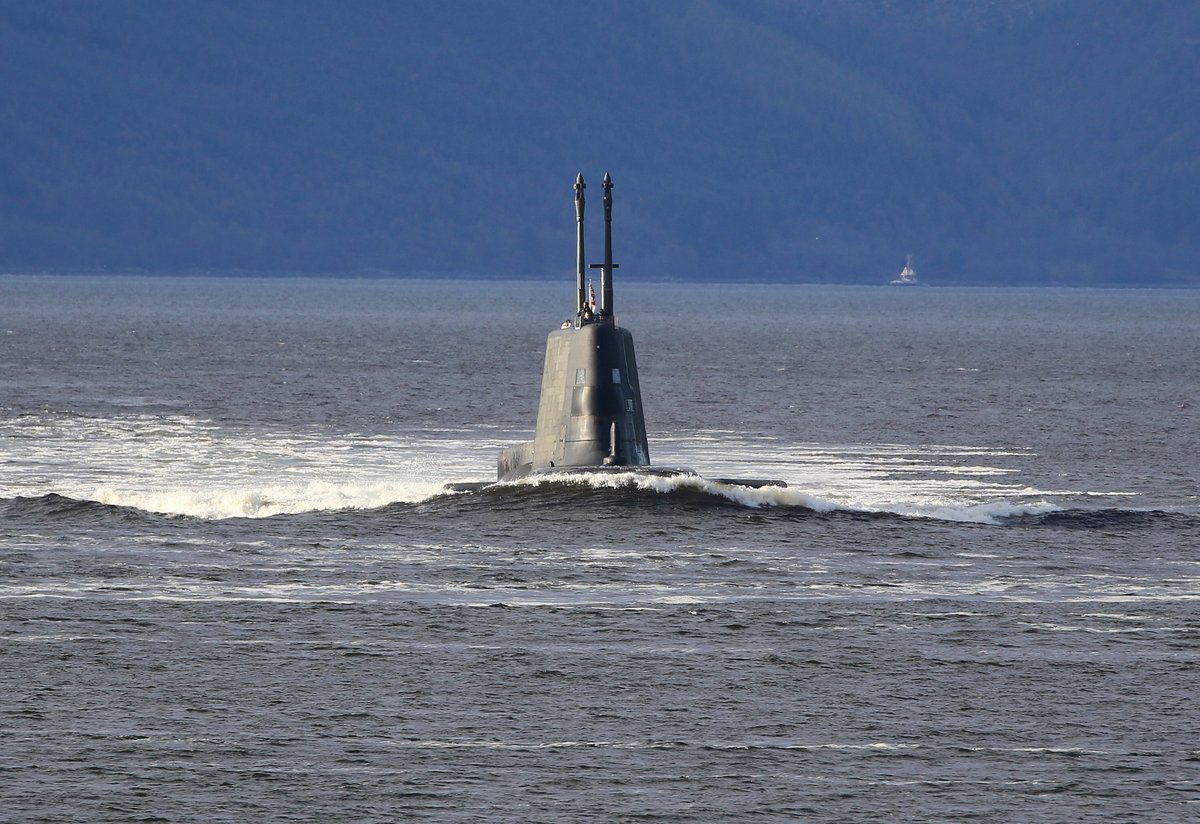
[497,173,650,481]
[438,172,786,492]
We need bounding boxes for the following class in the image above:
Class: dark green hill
[1,0,1196,284]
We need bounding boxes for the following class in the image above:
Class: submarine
[447,173,785,492]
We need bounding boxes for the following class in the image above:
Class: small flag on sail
[589,283,597,310]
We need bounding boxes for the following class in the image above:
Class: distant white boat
[890,255,920,285]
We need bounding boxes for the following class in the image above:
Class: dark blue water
[2,276,1198,822]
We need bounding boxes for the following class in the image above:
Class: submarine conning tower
[497,172,651,481]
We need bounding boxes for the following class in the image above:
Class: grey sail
[456,173,784,492]
[498,173,650,481]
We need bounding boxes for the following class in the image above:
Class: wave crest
[4,477,1192,530]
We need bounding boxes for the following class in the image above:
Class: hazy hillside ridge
[1,0,1196,285]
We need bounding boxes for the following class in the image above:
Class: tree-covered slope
[0,0,1196,284]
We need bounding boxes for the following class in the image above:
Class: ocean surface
[2,275,1197,823]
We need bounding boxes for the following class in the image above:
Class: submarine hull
[447,465,787,493]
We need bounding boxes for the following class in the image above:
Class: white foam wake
[88,479,445,520]
[506,469,1063,524]
[509,469,841,512]
[0,412,492,519]
[0,414,1100,523]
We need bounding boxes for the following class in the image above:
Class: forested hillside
[1,0,1196,284]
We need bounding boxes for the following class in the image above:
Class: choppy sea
[2,275,1198,822]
